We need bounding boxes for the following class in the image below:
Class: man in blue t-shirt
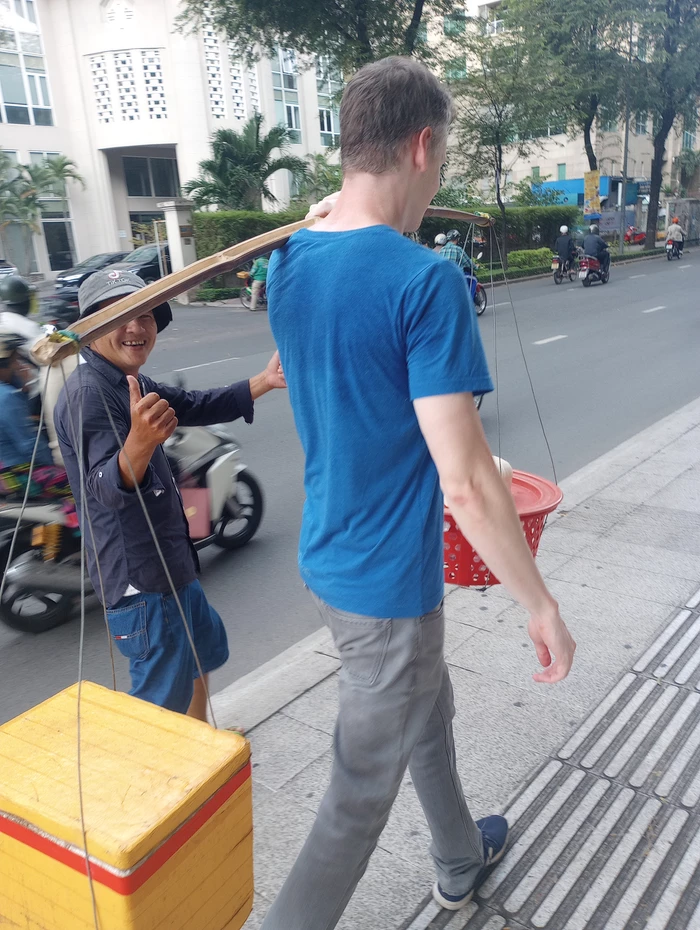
[264,57,576,930]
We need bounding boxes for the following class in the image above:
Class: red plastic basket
[443,470,563,587]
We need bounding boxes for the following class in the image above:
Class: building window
[316,57,341,146]
[635,112,647,135]
[29,151,76,271]
[557,163,566,181]
[445,56,467,82]
[485,18,506,35]
[90,54,113,123]
[141,49,167,120]
[228,53,247,122]
[683,112,697,150]
[444,13,466,36]
[600,109,617,133]
[114,51,139,121]
[272,48,301,143]
[123,155,180,198]
[202,17,225,119]
[532,166,540,180]
[11,0,37,24]
[0,24,53,126]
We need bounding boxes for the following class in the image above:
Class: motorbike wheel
[667,251,673,261]
[214,469,264,550]
[240,288,253,309]
[0,545,75,634]
[601,270,610,284]
[553,270,563,285]
[582,275,592,287]
[474,286,487,315]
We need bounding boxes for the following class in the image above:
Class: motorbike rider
[0,330,76,523]
[53,269,287,720]
[554,225,576,272]
[583,224,610,275]
[433,233,447,254]
[440,228,476,274]
[667,217,685,253]
[249,253,269,311]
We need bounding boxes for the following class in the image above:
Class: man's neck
[313,173,413,234]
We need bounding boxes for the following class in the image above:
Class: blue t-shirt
[268,225,493,617]
[0,381,53,469]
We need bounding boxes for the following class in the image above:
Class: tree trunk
[582,103,598,172]
[403,0,425,54]
[354,0,374,64]
[645,109,675,250]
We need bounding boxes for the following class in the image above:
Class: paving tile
[279,748,333,815]
[248,712,332,791]
[549,555,698,608]
[596,468,677,504]
[554,498,638,534]
[281,674,338,737]
[535,524,601,557]
[607,505,700,555]
[445,586,516,628]
[647,472,700,515]
[576,537,700,582]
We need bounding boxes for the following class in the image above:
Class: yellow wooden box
[0,682,253,930]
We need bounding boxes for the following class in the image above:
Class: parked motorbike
[464,252,487,316]
[579,254,610,287]
[237,270,267,310]
[624,226,646,246]
[0,421,263,634]
[666,239,683,261]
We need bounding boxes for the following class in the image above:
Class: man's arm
[414,392,576,683]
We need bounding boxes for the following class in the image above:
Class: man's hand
[119,376,177,489]
[249,350,287,399]
[306,191,340,220]
[528,607,576,684]
[127,375,178,446]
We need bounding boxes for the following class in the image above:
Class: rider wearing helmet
[583,224,610,275]
[0,275,42,344]
[433,233,447,254]
[667,216,685,252]
[440,229,475,273]
[554,225,576,271]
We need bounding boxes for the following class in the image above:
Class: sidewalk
[212,395,700,930]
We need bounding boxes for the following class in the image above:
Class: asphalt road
[2,251,699,723]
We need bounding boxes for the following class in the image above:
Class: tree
[0,149,84,275]
[183,114,309,211]
[176,0,458,74]
[635,0,700,248]
[291,153,342,205]
[449,27,555,267]
[508,0,630,171]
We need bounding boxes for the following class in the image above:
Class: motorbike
[464,252,487,316]
[624,226,646,246]
[0,420,263,634]
[551,251,579,284]
[666,238,683,261]
[237,270,267,310]
[579,254,610,287]
[37,289,81,329]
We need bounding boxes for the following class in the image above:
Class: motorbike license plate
[551,261,558,270]
[578,270,587,279]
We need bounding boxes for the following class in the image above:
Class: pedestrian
[54,269,286,719]
[263,56,576,930]
[249,253,269,310]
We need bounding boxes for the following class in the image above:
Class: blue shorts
[106,579,229,714]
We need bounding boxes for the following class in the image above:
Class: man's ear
[413,126,433,171]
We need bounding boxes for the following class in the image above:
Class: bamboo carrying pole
[32,207,495,368]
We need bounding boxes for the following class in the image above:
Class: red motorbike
[624,226,646,246]
[578,254,610,287]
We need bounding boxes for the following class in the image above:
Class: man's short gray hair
[340,57,455,175]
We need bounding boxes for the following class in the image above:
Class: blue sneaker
[432,815,509,911]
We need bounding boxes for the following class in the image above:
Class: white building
[0,0,341,279]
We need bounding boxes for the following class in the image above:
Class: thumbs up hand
[126,375,178,447]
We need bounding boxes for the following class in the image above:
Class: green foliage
[418,206,580,255]
[192,209,307,260]
[507,247,554,268]
[176,0,455,73]
[196,286,240,302]
[184,114,308,211]
[291,153,342,205]
[430,183,478,209]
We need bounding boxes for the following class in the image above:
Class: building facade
[0,0,340,278]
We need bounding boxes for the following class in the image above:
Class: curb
[211,394,700,732]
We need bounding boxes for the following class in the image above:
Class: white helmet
[434,233,447,246]
[560,225,569,234]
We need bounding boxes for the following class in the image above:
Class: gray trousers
[259,594,484,930]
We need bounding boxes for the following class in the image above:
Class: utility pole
[619,20,634,255]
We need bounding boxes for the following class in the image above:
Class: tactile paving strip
[400,585,700,930]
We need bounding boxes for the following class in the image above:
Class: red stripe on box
[0,760,251,895]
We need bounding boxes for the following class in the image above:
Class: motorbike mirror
[476,252,484,261]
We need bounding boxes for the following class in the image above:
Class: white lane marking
[630,273,647,279]
[679,264,691,269]
[643,305,666,314]
[173,356,241,372]
[533,335,567,345]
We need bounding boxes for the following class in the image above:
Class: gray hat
[78,269,172,332]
